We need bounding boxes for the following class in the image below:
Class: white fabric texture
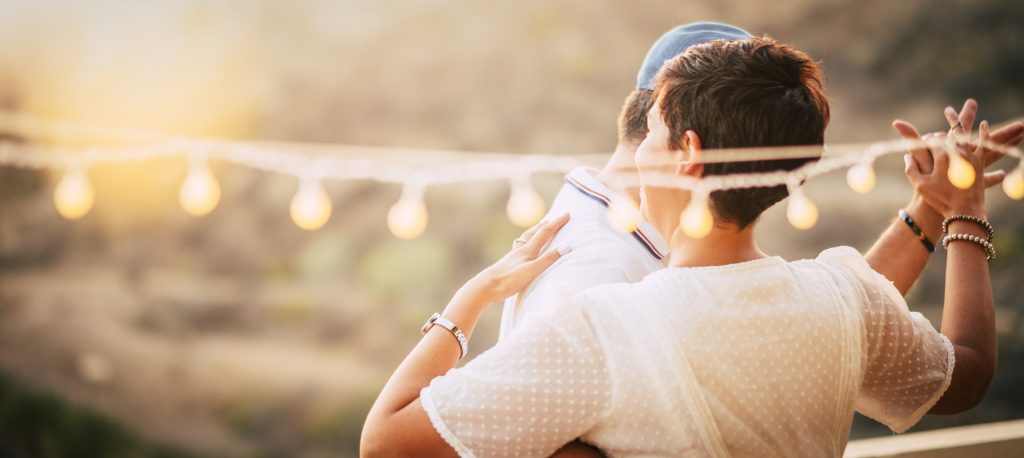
[499,168,668,340]
[423,247,954,457]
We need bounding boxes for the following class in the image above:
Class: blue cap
[636,22,752,90]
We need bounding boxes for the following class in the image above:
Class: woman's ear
[677,130,704,177]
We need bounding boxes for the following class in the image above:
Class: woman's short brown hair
[653,37,830,228]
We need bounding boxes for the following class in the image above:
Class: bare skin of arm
[896,118,999,413]
[864,100,1023,295]
[361,215,572,457]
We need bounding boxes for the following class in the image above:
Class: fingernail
[557,246,573,255]
[903,154,912,168]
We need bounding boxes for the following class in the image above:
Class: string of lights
[0,111,1021,239]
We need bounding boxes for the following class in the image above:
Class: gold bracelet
[942,233,996,262]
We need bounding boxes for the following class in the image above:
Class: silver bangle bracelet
[420,312,469,360]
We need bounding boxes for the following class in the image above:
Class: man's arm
[866,100,1023,294]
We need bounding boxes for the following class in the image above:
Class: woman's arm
[361,214,572,457]
[900,119,999,414]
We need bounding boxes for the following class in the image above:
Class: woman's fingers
[983,122,1024,167]
[522,212,570,254]
[946,99,977,134]
[983,170,1007,188]
[990,122,1024,145]
[893,120,934,174]
[974,120,991,160]
[944,106,959,126]
[516,221,544,246]
[526,245,573,275]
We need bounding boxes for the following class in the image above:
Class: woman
[361,38,1005,457]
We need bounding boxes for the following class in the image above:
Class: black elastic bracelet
[898,209,935,253]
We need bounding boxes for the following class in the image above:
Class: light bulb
[54,169,95,220]
[179,163,221,217]
[947,153,975,190]
[290,180,332,230]
[1004,165,1024,200]
[846,163,876,194]
[607,196,640,233]
[680,197,713,239]
[787,190,818,230]
[388,192,428,240]
[506,180,545,227]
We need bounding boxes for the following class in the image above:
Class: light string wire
[1,110,1022,235]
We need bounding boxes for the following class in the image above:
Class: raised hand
[892,99,1022,217]
[902,119,992,219]
[894,99,1024,175]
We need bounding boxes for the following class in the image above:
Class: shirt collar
[564,167,671,261]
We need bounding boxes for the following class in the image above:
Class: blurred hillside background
[0,0,1022,456]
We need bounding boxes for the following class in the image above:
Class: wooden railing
[844,419,1024,457]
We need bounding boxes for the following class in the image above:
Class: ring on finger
[512,238,527,248]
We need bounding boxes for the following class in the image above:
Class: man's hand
[866,99,1022,295]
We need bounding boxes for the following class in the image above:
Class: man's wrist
[905,197,944,242]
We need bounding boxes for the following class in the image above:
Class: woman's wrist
[440,276,498,339]
[946,220,990,240]
[943,205,986,220]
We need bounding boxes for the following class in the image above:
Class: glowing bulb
[787,190,818,230]
[290,180,332,230]
[607,196,640,233]
[846,163,876,194]
[680,197,714,239]
[947,153,975,190]
[54,169,95,220]
[506,180,545,227]
[388,192,428,240]
[1004,165,1024,200]
[179,164,221,217]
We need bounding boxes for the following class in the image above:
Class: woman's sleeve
[820,247,955,433]
[420,298,613,458]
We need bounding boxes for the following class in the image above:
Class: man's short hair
[617,89,655,147]
[653,36,830,228]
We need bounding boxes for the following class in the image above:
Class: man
[500,22,1023,341]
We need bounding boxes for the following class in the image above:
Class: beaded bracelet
[942,233,997,262]
[942,214,994,241]
[898,209,935,253]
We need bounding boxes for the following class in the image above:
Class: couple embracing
[361,22,1024,457]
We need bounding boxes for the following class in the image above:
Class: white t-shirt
[423,247,954,457]
[498,167,670,340]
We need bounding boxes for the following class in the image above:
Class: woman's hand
[463,213,573,305]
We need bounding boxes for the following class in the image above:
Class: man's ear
[676,130,704,177]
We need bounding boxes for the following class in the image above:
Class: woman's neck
[668,223,767,268]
